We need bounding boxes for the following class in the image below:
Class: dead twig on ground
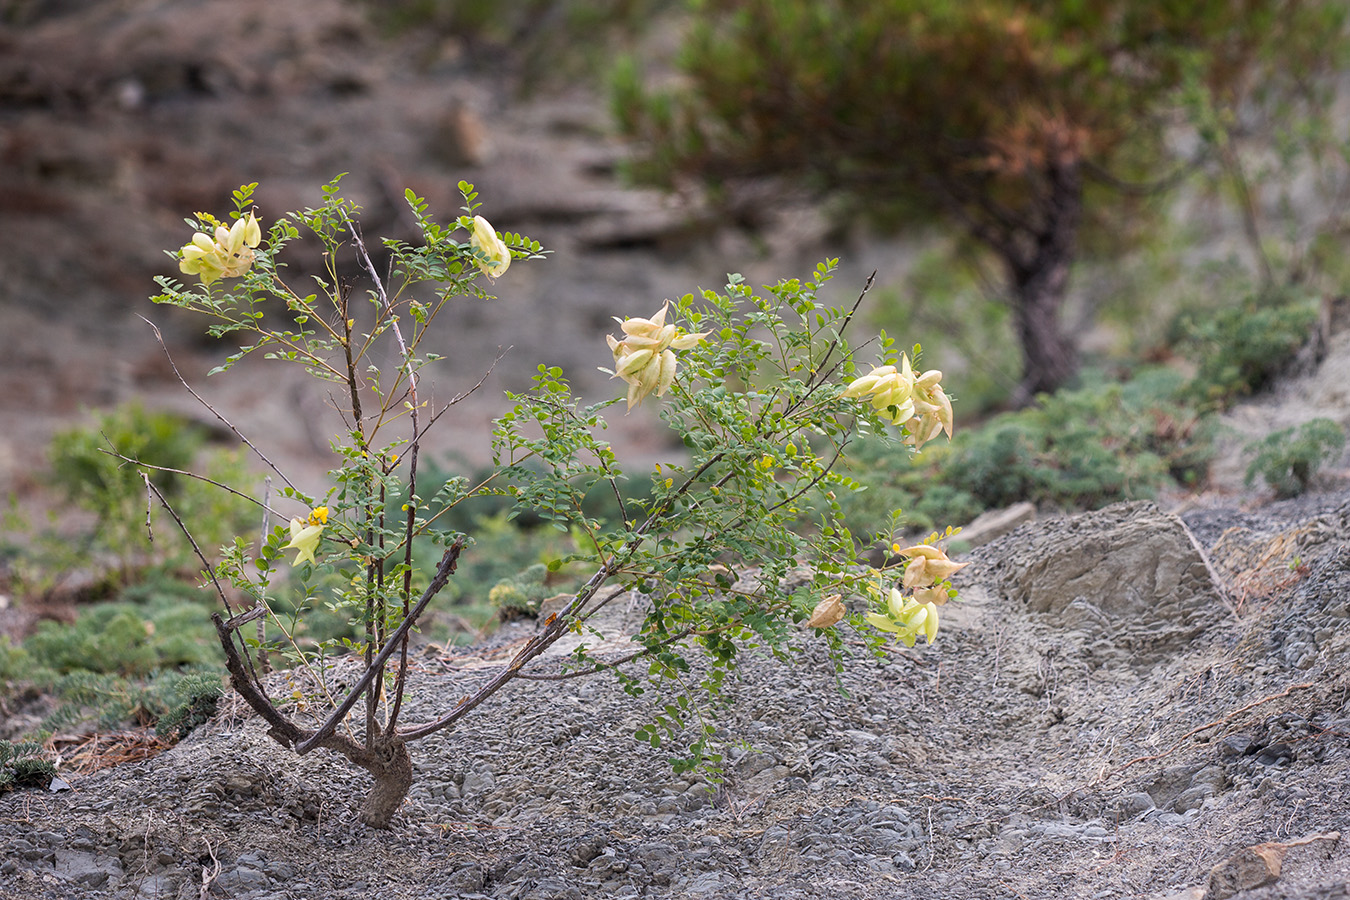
[198,838,220,900]
[1092,681,1314,786]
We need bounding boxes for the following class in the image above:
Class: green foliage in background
[1175,287,1321,408]
[362,0,669,90]
[154,671,225,740]
[1245,417,1347,498]
[0,740,55,792]
[22,575,220,677]
[613,0,1345,400]
[45,403,255,576]
[839,366,1215,531]
[489,562,550,620]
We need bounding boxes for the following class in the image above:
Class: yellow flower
[606,302,708,409]
[804,594,846,629]
[179,212,261,285]
[844,357,953,449]
[284,506,328,567]
[897,544,968,595]
[863,587,940,646]
[901,368,954,449]
[468,215,511,280]
[843,356,916,425]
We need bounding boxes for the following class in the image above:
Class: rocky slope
[4,483,1350,899]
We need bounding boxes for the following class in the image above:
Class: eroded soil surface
[5,482,1350,900]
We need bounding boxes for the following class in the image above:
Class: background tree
[615,0,1346,403]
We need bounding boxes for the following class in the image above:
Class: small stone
[1206,845,1284,898]
[1173,785,1213,813]
[1112,792,1154,819]
[1255,742,1294,766]
[442,865,487,893]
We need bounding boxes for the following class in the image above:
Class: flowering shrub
[147,178,964,828]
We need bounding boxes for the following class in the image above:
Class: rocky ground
[4,481,1350,900]
[6,2,1350,899]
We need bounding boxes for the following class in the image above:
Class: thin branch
[516,626,695,681]
[807,271,873,392]
[766,439,848,514]
[342,210,423,736]
[137,316,300,493]
[294,537,467,755]
[103,452,275,521]
[257,476,271,670]
[139,477,235,615]
[414,347,511,441]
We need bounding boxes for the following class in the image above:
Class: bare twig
[138,315,299,493]
[808,270,874,391]
[257,476,271,670]
[140,471,154,544]
[198,838,220,900]
[1094,681,1314,786]
[140,478,235,615]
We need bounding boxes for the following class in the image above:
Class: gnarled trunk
[356,734,413,829]
[1010,251,1079,405]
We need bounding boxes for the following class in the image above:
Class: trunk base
[358,736,413,829]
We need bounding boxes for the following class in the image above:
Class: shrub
[923,368,1204,511]
[143,179,967,829]
[1244,418,1347,498]
[22,590,220,678]
[44,403,256,577]
[0,740,55,792]
[1175,287,1319,408]
[489,563,550,621]
[155,671,225,740]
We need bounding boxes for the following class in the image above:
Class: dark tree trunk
[1006,159,1083,407]
[1009,250,1079,405]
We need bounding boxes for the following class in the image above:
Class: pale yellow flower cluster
[179,212,262,285]
[468,215,510,280]
[864,544,966,645]
[285,506,329,567]
[842,355,954,449]
[606,302,708,409]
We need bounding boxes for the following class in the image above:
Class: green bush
[22,578,221,679]
[489,562,551,621]
[155,671,225,740]
[44,403,256,575]
[847,367,1210,516]
[1175,287,1319,408]
[31,666,224,736]
[0,740,55,792]
[1244,418,1346,498]
[831,439,982,538]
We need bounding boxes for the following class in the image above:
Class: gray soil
[6,3,1350,899]
[5,483,1350,900]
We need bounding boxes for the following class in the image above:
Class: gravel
[6,487,1350,899]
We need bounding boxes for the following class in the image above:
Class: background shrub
[1245,418,1347,498]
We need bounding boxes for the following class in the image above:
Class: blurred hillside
[2,0,1348,503]
[0,0,894,499]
